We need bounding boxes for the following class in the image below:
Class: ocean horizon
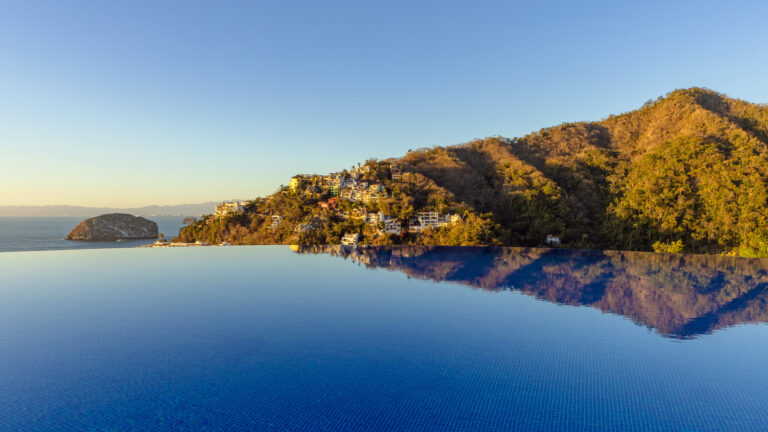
[0,216,185,253]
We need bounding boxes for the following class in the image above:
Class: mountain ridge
[178,88,768,257]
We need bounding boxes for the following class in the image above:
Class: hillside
[177,88,768,257]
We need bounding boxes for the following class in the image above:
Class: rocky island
[66,213,158,241]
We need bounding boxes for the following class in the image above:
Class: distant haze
[0,202,228,217]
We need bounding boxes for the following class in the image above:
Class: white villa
[341,233,360,246]
[215,201,248,217]
[409,212,461,233]
[366,211,388,225]
[337,182,387,204]
[363,212,402,236]
[382,219,402,235]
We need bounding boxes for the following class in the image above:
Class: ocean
[0,216,185,253]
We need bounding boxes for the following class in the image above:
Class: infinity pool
[1,246,767,431]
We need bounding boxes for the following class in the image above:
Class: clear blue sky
[2,0,767,207]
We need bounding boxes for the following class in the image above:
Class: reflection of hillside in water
[293,245,768,338]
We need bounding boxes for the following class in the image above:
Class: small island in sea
[66,213,158,241]
[175,88,768,258]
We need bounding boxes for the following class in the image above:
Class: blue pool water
[1,246,767,431]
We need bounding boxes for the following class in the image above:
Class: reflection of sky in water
[1,247,767,431]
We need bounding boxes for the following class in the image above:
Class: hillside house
[289,174,314,192]
[341,233,359,246]
[417,211,439,227]
[339,189,354,201]
[215,201,247,217]
[390,164,402,180]
[408,219,424,233]
[381,219,402,235]
[409,211,461,233]
[369,184,385,194]
[363,184,387,203]
[367,212,390,225]
[546,235,561,246]
[270,215,283,229]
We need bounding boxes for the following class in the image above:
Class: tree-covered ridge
[177,87,768,256]
[293,246,768,338]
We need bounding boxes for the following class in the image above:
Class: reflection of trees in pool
[293,246,768,338]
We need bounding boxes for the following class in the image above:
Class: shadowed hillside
[178,88,768,257]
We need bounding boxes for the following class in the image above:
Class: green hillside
[176,88,768,257]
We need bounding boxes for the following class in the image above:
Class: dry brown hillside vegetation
[178,88,768,257]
